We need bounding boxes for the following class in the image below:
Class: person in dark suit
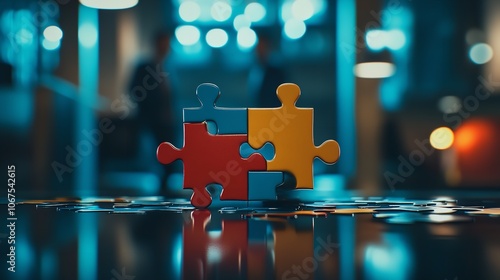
[0,61,13,86]
[128,31,174,194]
[250,31,287,108]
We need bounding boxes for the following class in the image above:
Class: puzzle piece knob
[157,142,181,164]
[191,188,212,208]
[276,83,301,107]
[196,83,220,106]
[318,140,341,164]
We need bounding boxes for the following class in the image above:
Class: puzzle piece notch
[205,184,250,208]
[248,83,340,189]
[240,142,275,161]
[183,83,248,134]
[157,122,267,208]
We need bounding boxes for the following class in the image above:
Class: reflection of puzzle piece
[157,123,266,207]
[183,210,248,280]
[248,171,283,200]
[248,83,340,189]
[184,83,247,134]
[205,184,249,208]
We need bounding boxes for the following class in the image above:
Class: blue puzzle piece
[240,142,275,161]
[183,83,247,134]
[248,172,284,200]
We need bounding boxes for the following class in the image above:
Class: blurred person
[249,31,287,107]
[0,60,13,86]
[128,30,175,195]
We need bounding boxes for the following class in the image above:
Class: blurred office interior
[1,0,500,199]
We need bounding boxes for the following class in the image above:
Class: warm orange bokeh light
[454,120,494,152]
[454,125,477,151]
[453,119,500,186]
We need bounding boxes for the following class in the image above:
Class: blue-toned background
[2,1,500,280]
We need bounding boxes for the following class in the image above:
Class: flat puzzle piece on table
[374,212,473,224]
[248,83,340,189]
[248,171,283,200]
[244,210,327,218]
[325,208,376,214]
[183,83,247,134]
[466,208,500,216]
[183,210,248,280]
[157,122,266,207]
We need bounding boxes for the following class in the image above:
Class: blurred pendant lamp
[80,0,138,9]
[354,49,395,78]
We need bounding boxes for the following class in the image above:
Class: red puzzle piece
[157,122,266,207]
[183,210,248,280]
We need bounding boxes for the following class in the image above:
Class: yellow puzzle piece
[248,83,340,189]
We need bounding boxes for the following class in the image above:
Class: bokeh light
[233,14,251,31]
[206,28,228,48]
[283,19,306,40]
[78,23,98,48]
[42,38,60,50]
[211,1,232,22]
[454,121,491,152]
[15,28,33,45]
[43,26,63,42]
[454,119,500,184]
[430,127,454,150]
[366,30,385,51]
[291,0,314,21]
[366,29,406,51]
[80,0,138,9]
[179,1,201,22]
[386,30,406,50]
[244,2,266,22]
[354,62,395,78]
[438,96,461,114]
[237,27,257,49]
[469,43,493,64]
[465,28,485,45]
[175,25,201,46]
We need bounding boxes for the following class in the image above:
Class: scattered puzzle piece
[374,213,473,224]
[248,83,340,189]
[244,210,327,218]
[157,122,266,207]
[328,208,376,214]
[465,208,500,216]
[183,83,247,134]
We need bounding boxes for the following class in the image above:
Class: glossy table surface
[1,195,500,280]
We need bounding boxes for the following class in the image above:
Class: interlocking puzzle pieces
[157,122,266,207]
[248,83,340,189]
[183,83,247,134]
[183,210,248,280]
